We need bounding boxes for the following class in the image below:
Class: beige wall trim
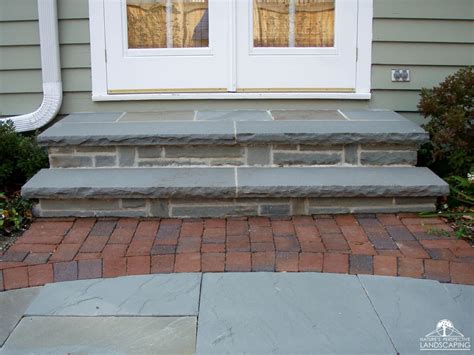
[108,88,228,94]
[109,88,355,94]
[236,88,355,93]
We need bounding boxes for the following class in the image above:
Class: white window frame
[89,0,373,101]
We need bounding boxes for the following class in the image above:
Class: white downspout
[0,0,62,132]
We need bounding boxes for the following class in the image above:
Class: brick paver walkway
[1,214,473,291]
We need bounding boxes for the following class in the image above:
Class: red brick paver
[78,259,102,280]
[28,264,53,286]
[323,253,349,274]
[299,252,323,272]
[127,256,151,275]
[151,255,175,273]
[175,253,201,272]
[226,252,251,272]
[373,255,397,276]
[202,253,225,272]
[1,214,473,291]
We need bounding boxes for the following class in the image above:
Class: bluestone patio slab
[59,112,124,124]
[196,273,396,354]
[38,120,235,146]
[271,109,344,120]
[25,274,201,316]
[22,168,236,199]
[0,287,41,346]
[439,283,474,337]
[235,120,428,144]
[119,111,195,121]
[358,275,474,355]
[442,283,474,321]
[236,167,449,197]
[341,109,408,121]
[1,316,196,354]
[196,110,272,121]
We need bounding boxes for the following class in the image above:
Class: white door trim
[89,0,373,101]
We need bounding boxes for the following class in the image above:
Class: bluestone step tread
[235,120,427,144]
[22,167,449,199]
[38,121,236,146]
[37,110,427,146]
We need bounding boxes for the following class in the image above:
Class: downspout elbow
[0,0,62,133]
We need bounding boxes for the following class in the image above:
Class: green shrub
[421,175,473,240]
[446,175,474,208]
[0,120,48,192]
[0,192,33,237]
[418,67,474,177]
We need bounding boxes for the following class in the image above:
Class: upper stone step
[38,110,428,147]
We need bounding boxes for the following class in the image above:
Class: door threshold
[93,92,371,101]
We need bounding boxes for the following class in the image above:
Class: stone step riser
[33,196,437,218]
[48,143,419,168]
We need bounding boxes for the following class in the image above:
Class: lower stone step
[22,167,449,217]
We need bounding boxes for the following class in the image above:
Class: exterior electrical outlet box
[392,69,410,82]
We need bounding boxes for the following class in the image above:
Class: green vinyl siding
[0,44,91,70]
[373,0,474,20]
[1,0,473,120]
[0,0,89,21]
[372,19,474,44]
[0,20,90,46]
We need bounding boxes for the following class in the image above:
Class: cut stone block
[246,145,271,165]
[137,146,162,158]
[165,145,243,158]
[150,200,169,216]
[360,150,417,165]
[344,144,359,164]
[121,198,147,208]
[171,204,259,218]
[273,152,342,165]
[40,199,120,211]
[118,147,136,167]
[49,156,92,168]
[94,155,116,167]
[259,203,291,216]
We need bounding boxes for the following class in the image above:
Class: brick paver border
[1,213,473,291]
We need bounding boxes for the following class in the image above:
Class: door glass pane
[253,0,335,48]
[127,0,209,48]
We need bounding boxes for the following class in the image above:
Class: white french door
[236,0,358,91]
[104,0,231,93]
[103,0,359,94]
